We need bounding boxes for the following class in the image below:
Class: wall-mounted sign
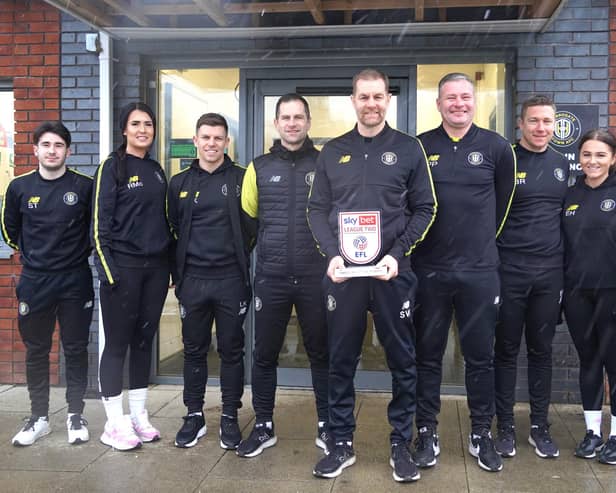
[551,105,599,175]
[169,139,196,159]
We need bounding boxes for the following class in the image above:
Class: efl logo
[359,214,377,226]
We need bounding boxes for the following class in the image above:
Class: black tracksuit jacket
[167,156,253,288]
[497,144,569,268]
[414,124,517,271]
[563,172,616,289]
[307,123,436,271]
[241,138,326,277]
[91,151,172,285]
[2,168,92,271]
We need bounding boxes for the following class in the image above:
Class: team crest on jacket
[381,152,397,166]
[600,199,616,212]
[327,295,336,311]
[305,171,315,187]
[63,191,78,205]
[220,184,241,197]
[554,168,566,182]
[467,152,484,166]
[254,297,262,311]
[18,301,29,316]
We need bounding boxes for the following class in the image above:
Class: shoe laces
[392,442,411,461]
[581,430,598,446]
[498,424,515,438]
[22,416,39,431]
[69,414,87,430]
[221,416,237,432]
[474,430,495,448]
[414,427,434,450]
[532,424,552,443]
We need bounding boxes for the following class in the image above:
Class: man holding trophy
[307,68,437,482]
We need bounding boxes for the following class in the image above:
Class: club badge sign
[335,211,387,277]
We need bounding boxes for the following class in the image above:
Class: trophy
[334,211,387,278]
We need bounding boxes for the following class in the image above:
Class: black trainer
[316,423,335,454]
[236,422,277,457]
[413,426,440,468]
[575,430,603,459]
[313,442,356,478]
[469,430,503,472]
[528,424,559,458]
[390,442,420,482]
[598,436,616,465]
[494,424,516,458]
[219,415,241,450]
[174,413,207,448]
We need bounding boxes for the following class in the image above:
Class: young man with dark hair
[308,69,436,482]
[2,121,93,446]
[494,95,568,459]
[168,113,253,450]
[412,72,516,473]
[237,94,330,458]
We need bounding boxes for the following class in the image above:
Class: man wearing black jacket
[308,69,436,482]
[412,73,516,473]
[2,121,93,447]
[237,94,330,458]
[167,113,252,450]
[494,95,568,460]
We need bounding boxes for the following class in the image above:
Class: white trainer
[67,414,90,444]
[131,409,161,442]
[100,415,142,451]
[12,416,51,446]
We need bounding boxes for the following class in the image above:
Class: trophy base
[334,265,388,278]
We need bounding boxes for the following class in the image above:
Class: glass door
[251,76,408,390]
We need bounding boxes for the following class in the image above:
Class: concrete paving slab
[197,478,331,493]
[0,388,610,493]
[0,386,68,414]
[212,437,326,482]
[0,413,107,473]
[0,384,13,393]
[63,431,224,493]
[0,470,79,493]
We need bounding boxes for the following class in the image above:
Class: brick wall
[514,0,610,403]
[0,0,61,384]
[610,0,616,128]
[59,15,100,391]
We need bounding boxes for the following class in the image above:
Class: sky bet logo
[343,214,377,226]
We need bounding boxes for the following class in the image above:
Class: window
[417,63,506,135]
[0,82,14,197]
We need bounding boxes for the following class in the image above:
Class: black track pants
[326,271,417,444]
[564,288,616,414]
[495,264,562,426]
[179,275,250,416]
[251,275,328,423]
[415,269,499,434]
[99,264,169,397]
[17,266,93,416]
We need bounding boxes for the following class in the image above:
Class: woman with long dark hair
[92,102,172,451]
[563,129,616,465]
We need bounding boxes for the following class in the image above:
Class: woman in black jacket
[563,129,616,465]
[92,102,172,451]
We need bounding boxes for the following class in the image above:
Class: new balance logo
[269,176,281,182]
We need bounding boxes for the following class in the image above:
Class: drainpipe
[98,31,112,371]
